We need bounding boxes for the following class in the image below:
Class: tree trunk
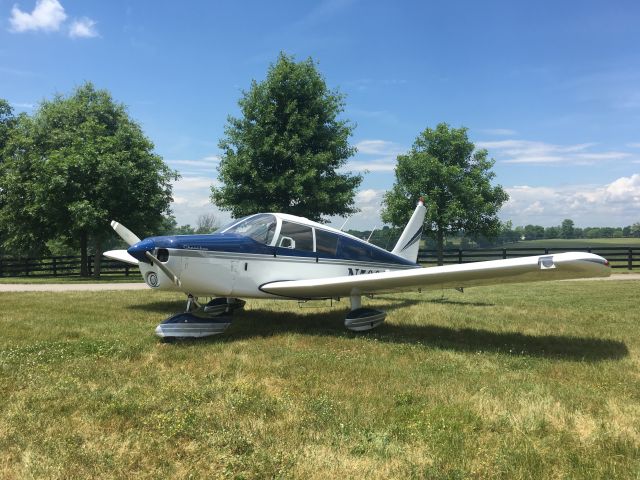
[436,228,444,266]
[93,238,102,278]
[80,231,88,277]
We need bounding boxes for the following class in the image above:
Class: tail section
[391,198,427,263]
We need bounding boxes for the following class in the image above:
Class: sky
[2,0,640,230]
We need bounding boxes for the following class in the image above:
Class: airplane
[105,199,611,339]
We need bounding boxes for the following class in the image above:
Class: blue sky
[2,0,640,230]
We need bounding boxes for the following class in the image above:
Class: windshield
[223,214,277,245]
[214,216,250,234]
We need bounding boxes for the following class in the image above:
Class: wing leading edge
[260,252,610,299]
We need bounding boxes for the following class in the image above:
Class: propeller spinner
[110,220,182,287]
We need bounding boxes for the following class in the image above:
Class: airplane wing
[104,249,139,266]
[260,252,610,299]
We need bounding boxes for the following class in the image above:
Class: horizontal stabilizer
[104,249,139,266]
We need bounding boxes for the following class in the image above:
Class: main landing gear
[344,295,386,332]
[155,295,246,340]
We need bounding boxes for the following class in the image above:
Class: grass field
[1,281,639,478]
[504,238,640,249]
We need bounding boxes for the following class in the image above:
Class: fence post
[53,257,57,277]
[87,256,92,276]
[544,248,549,255]
[502,248,507,259]
[125,264,130,276]
[629,248,633,271]
[458,249,463,264]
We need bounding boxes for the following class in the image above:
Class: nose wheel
[155,295,246,340]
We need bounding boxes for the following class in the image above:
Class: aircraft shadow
[129,299,627,361]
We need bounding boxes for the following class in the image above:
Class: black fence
[0,246,637,278]
[0,255,139,278]
[418,246,638,270]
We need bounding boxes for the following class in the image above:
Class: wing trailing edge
[260,252,610,299]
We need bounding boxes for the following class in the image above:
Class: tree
[381,123,508,265]
[0,99,17,159]
[544,226,560,239]
[212,52,362,222]
[561,219,575,239]
[195,213,219,234]
[0,83,177,275]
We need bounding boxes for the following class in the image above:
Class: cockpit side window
[223,214,277,245]
[278,221,314,251]
[315,229,338,256]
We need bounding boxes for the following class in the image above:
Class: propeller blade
[145,251,182,287]
[111,220,141,246]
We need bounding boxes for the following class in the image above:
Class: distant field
[1,281,639,478]
[504,238,640,248]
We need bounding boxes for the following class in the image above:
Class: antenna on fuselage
[339,217,350,231]
[366,226,378,243]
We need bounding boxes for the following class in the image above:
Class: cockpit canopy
[216,213,416,266]
[220,214,277,245]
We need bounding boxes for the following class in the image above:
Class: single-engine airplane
[105,199,611,339]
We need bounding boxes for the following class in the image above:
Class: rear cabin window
[278,222,314,251]
[339,237,371,261]
[315,229,338,256]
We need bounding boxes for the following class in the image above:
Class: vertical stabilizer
[391,198,427,262]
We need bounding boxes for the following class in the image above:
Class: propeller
[111,221,141,246]
[110,220,182,287]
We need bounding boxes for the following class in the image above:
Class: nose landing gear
[155,295,246,340]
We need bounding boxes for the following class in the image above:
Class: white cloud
[167,156,220,169]
[502,174,640,226]
[326,188,386,231]
[69,17,98,38]
[627,143,640,149]
[170,175,232,227]
[478,139,632,165]
[343,139,406,172]
[355,139,404,156]
[343,161,395,172]
[10,0,98,39]
[9,0,67,32]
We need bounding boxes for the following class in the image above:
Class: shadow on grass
[148,300,627,362]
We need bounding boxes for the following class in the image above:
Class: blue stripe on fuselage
[127,233,418,267]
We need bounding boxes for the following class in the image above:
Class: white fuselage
[139,249,415,298]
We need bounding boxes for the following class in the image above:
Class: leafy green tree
[0,99,17,159]
[212,53,362,221]
[381,123,508,265]
[0,83,177,275]
[561,219,575,239]
[544,226,560,239]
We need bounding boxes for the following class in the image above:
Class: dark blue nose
[127,238,155,262]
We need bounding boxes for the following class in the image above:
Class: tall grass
[1,281,638,478]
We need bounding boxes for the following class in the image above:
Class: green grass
[1,281,639,478]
